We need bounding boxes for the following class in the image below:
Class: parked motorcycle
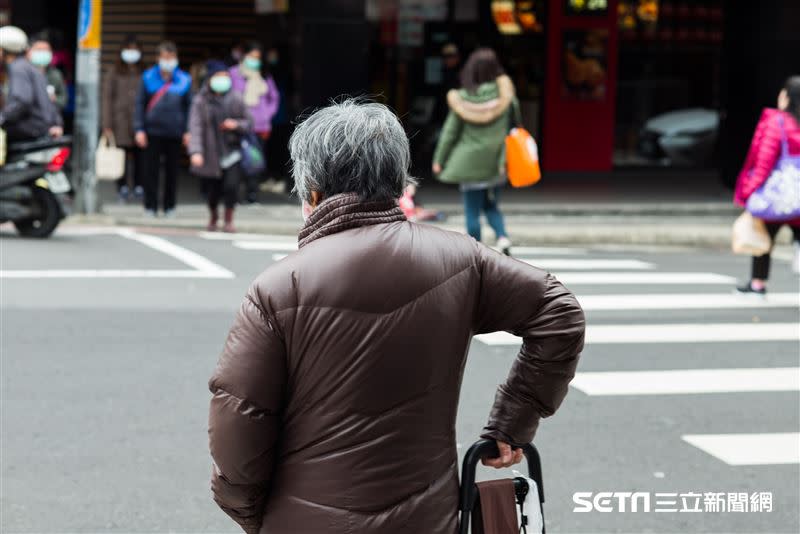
[0,136,73,238]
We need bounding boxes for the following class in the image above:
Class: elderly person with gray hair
[208,99,585,534]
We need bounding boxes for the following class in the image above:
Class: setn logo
[573,492,651,513]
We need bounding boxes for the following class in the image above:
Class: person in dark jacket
[134,41,192,217]
[102,35,144,202]
[207,99,585,534]
[0,26,63,141]
[27,32,68,112]
[188,60,252,233]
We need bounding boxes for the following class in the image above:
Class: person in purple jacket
[229,41,280,203]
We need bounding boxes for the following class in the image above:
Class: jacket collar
[447,75,515,124]
[298,193,406,249]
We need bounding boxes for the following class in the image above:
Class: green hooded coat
[433,75,519,185]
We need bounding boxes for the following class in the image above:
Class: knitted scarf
[239,64,268,107]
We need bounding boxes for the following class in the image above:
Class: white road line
[521,259,655,270]
[682,433,800,465]
[475,323,800,345]
[553,272,737,285]
[234,241,298,251]
[571,367,800,395]
[501,246,588,255]
[0,230,235,279]
[0,269,230,279]
[199,231,294,241]
[578,292,799,310]
[117,229,234,278]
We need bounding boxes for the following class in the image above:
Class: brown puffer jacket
[208,193,585,534]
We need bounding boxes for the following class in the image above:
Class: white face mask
[159,58,178,72]
[301,200,314,222]
[121,49,141,64]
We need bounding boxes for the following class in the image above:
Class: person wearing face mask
[0,25,63,141]
[188,61,252,233]
[27,32,67,111]
[134,41,192,217]
[228,41,280,203]
[102,35,144,202]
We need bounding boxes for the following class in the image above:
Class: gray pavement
[1,224,799,533]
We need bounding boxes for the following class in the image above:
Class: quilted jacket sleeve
[208,288,286,534]
[473,244,585,446]
[432,107,463,167]
[743,113,784,199]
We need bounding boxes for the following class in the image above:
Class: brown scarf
[298,193,406,249]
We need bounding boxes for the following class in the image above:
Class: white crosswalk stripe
[578,292,799,310]
[521,258,655,270]
[570,367,800,395]
[681,433,800,465]
[554,272,736,285]
[476,323,800,345]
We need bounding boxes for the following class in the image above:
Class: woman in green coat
[433,48,516,255]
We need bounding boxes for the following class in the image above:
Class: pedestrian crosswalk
[206,233,800,467]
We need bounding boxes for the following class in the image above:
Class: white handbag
[95,132,126,181]
[732,212,771,256]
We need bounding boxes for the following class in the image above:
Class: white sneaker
[496,236,512,256]
[792,242,800,274]
[143,209,157,218]
[164,209,176,219]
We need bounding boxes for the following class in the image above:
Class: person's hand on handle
[190,153,204,168]
[135,131,148,148]
[481,440,524,469]
[48,126,63,138]
[432,162,442,174]
[103,128,113,139]
[182,132,191,147]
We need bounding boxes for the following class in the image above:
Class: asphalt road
[1,224,798,533]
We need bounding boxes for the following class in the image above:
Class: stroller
[459,439,546,534]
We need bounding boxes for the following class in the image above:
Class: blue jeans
[462,186,507,242]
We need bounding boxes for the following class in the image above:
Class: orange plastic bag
[505,127,541,188]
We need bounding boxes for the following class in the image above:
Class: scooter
[0,136,73,238]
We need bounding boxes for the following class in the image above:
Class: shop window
[614,0,724,168]
[564,0,609,17]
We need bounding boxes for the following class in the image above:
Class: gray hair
[290,99,415,203]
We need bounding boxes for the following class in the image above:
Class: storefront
[361,0,729,175]
[5,0,798,185]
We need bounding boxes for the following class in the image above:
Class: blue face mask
[30,50,53,67]
[243,56,261,71]
[209,75,232,94]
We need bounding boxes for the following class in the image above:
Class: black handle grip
[458,439,545,534]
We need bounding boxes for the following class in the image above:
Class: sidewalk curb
[64,213,763,248]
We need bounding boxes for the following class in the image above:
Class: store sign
[255,0,289,14]
[397,0,446,47]
[492,1,522,35]
[77,0,102,50]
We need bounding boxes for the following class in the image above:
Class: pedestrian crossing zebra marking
[578,293,799,310]
[268,253,657,271]
[554,272,736,285]
[521,259,655,270]
[475,323,800,346]
[682,433,800,465]
[235,241,298,251]
[570,367,800,395]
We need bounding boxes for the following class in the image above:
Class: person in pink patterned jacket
[229,41,280,203]
[734,76,800,295]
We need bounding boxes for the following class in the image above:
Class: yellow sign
[78,0,102,50]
